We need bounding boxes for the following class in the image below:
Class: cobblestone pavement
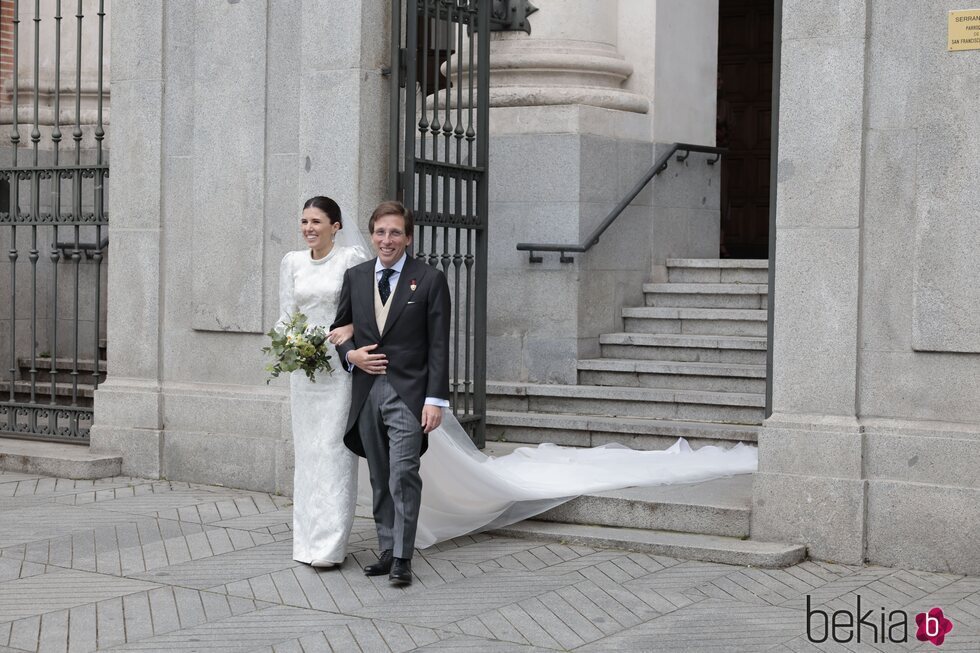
[0,471,976,652]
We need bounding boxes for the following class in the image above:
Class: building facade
[2,0,977,575]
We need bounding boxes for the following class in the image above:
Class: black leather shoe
[363,549,393,576]
[389,557,413,585]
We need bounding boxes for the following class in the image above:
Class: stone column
[750,1,868,564]
[755,0,980,576]
[89,0,163,478]
[486,0,646,113]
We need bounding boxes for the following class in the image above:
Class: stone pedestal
[751,415,867,564]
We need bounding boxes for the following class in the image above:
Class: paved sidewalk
[0,471,976,652]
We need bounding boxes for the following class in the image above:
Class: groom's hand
[421,405,443,433]
[349,343,388,374]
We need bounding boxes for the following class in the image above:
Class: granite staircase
[0,339,106,409]
[487,259,804,566]
[487,259,769,449]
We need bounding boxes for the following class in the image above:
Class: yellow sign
[949,9,980,50]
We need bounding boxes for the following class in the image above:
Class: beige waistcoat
[374,273,395,333]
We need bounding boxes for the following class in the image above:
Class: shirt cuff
[424,397,449,408]
[344,352,354,372]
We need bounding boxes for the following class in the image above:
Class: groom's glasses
[373,229,406,239]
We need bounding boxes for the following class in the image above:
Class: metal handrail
[516,142,725,263]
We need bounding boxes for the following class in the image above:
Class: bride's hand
[327,324,354,345]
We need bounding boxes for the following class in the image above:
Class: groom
[332,200,450,585]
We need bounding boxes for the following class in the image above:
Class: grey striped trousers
[356,375,423,559]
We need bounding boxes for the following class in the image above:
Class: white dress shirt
[374,252,407,299]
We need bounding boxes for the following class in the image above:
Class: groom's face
[372,214,412,268]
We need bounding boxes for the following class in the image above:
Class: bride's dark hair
[303,196,342,228]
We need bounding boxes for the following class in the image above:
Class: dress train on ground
[358,412,758,549]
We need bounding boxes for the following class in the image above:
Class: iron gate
[0,0,109,443]
[390,0,489,446]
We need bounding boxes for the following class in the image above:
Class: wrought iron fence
[0,0,108,442]
[391,0,489,446]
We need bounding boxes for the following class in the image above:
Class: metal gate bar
[1,0,108,442]
[392,0,488,447]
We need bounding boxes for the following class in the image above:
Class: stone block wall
[754,0,980,575]
[91,0,389,493]
[485,108,720,384]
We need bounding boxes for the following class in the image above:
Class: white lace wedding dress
[279,245,369,565]
[282,245,758,559]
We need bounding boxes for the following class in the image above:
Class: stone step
[538,476,753,538]
[487,382,765,424]
[668,258,769,267]
[486,442,756,536]
[0,438,120,479]
[577,358,766,393]
[15,370,107,386]
[599,333,768,364]
[17,357,107,373]
[667,258,769,284]
[623,307,768,337]
[491,520,805,568]
[16,358,107,385]
[486,410,758,449]
[0,380,96,402]
[643,283,768,309]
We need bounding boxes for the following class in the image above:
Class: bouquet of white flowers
[263,312,334,383]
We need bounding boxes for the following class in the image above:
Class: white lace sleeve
[278,251,297,326]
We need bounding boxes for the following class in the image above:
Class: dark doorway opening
[717,0,773,259]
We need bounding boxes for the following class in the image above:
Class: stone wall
[487,122,720,384]
[91,0,389,493]
[754,0,980,575]
[484,0,720,383]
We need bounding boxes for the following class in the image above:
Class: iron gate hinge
[382,49,408,86]
[395,47,409,88]
[489,0,538,34]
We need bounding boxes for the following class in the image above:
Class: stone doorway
[717,0,774,259]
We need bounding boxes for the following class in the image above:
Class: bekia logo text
[807,596,953,646]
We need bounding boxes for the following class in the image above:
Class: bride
[278,196,369,566]
[280,196,757,566]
